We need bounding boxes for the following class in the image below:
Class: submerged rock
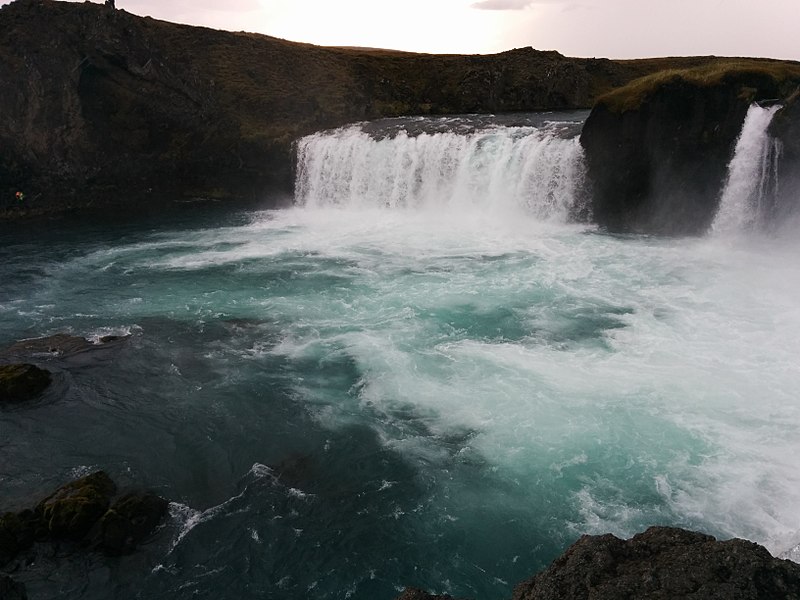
[94,492,169,555]
[0,575,27,600]
[35,471,117,541]
[395,588,465,600]
[512,526,800,600]
[0,333,129,362]
[0,364,51,403]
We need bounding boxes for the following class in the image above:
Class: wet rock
[95,492,169,555]
[0,333,128,361]
[0,364,51,403]
[36,471,117,541]
[0,510,37,566]
[769,89,800,222]
[395,588,466,600]
[270,454,316,488]
[1,334,95,358]
[0,575,27,600]
[512,526,800,600]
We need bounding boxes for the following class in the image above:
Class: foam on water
[244,207,800,557]
[296,122,586,221]
[3,110,800,598]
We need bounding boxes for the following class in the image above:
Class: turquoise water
[2,201,800,599]
[3,111,800,598]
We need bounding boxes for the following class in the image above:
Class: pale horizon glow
[1,0,798,61]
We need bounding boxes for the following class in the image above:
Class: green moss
[597,60,800,113]
[37,471,117,540]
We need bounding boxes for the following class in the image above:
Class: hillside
[1,0,798,217]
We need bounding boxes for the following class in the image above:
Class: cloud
[470,0,533,9]
[470,0,571,9]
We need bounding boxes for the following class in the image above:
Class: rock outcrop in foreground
[397,527,800,600]
[580,64,800,234]
[1,471,168,576]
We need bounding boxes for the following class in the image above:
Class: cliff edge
[580,63,800,234]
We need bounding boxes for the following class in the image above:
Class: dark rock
[580,71,797,234]
[95,492,169,555]
[270,454,316,488]
[769,88,800,223]
[0,333,130,369]
[0,510,37,566]
[0,333,126,360]
[35,471,117,541]
[0,575,27,600]
[0,364,51,403]
[512,526,800,600]
[394,588,465,600]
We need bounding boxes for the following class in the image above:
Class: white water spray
[712,104,781,234]
[295,123,586,222]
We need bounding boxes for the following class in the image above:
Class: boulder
[35,471,117,540]
[95,492,169,555]
[512,526,800,600]
[0,363,51,403]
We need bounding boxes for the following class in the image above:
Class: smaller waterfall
[711,104,782,234]
[295,119,586,223]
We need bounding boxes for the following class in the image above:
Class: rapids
[1,110,799,600]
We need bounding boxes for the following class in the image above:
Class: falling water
[711,104,782,234]
[295,117,586,222]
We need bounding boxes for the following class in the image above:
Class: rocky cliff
[0,0,602,216]
[3,0,796,219]
[769,90,800,225]
[579,64,800,234]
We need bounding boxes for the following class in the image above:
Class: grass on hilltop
[596,59,800,113]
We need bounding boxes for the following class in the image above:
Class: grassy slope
[596,59,800,113]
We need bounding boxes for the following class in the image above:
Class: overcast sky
[5,0,799,60]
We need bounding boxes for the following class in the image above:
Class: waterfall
[711,104,782,234]
[295,120,586,222]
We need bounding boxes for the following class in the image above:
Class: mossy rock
[36,471,117,540]
[96,492,169,555]
[0,364,51,403]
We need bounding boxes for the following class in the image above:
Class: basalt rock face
[512,526,800,600]
[580,72,794,234]
[3,1,795,219]
[0,0,608,218]
[769,90,800,223]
